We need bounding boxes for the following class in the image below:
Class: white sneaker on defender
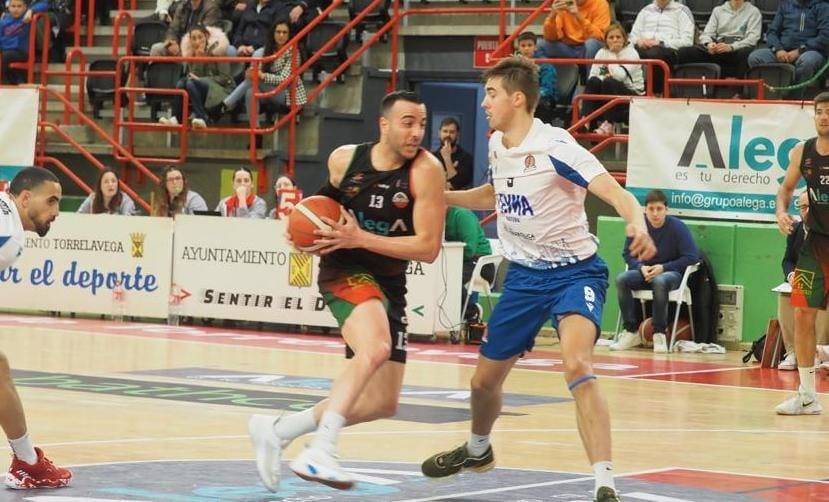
[653,333,668,353]
[249,414,289,492]
[775,393,822,415]
[778,352,797,371]
[289,445,354,490]
[610,331,641,351]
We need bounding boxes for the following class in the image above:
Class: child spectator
[516,31,557,123]
[0,0,48,84]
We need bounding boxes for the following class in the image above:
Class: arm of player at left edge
[315,152,447,263]
[588,173,656,261]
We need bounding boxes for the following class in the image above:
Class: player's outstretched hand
[315,208,363,255]
[626,224,656,261]
[776,210,796,236]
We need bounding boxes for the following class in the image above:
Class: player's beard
[29,209,52,237]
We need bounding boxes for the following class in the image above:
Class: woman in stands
[268,173,301,219]
[583,23,645,136]
[215,167,267,218]
[77,168,137,215]
[151,166,208,217]
[221,19,307,127]
[160,24,234,130]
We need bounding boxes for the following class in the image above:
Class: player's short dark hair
[381,90,423,116]
[814,92,829,110]
[439,117,460,131]
[517,31,537,44]
[645,189,668,206]
[481,56,539,113]
[9,167,59,196]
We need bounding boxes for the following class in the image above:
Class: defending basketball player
[0,167,73,489]
[418,57,655,502]
[773,92,829,416]
[248,91,446,490]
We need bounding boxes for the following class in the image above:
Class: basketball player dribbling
[419,57,656,502]
[248,91,446,490]
[0,167,73,489]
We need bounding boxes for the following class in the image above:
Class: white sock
[9,433,37,465]
[593,461,615,496]
[310,411,346,454]
[273,408,318,441]
[466,433,490,456]
[799,366,817,398]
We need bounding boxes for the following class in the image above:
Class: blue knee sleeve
[567,374,597,392]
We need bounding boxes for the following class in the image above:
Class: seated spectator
[516,31,558,124]
[268,173,302,219]
[221,20,307,126]
[431,117,474,191]
[150,0,222,57]
[0,0,48,85]
[445,206,493,323]
[216,167,266,217]
[676,0,761,79]
[77,168,137,215]
[778,192,829,370]
[539,0,609,63]
[151,166,208,217]
[159,25,234,129]
[583,23,644,135]
[611,189,699,353]
[747,0,829,97]
[629,0,695,94]
[232,0,277,57]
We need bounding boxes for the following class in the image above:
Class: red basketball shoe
[5,447,72,489]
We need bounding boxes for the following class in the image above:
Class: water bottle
[168,284,181,326]
[111,281,126,323]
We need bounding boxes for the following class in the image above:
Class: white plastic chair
[615,262,700,351]
[461,253,504,325]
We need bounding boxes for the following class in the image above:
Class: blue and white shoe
[248,414,288,492]
[289,445,354,490]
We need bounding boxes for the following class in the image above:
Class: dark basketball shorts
[792,232,829,310]
[318,266,408,363]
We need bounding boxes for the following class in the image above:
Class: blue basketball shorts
[480,254,609,361]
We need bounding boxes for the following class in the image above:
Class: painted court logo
[792,269,815,296]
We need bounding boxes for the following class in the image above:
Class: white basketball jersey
[488,119,607,269]
[0,192,25,270]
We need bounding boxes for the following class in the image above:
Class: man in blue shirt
[611,189,699,352]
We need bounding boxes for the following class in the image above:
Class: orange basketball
[639,317,692,346]
[287,196,344,251]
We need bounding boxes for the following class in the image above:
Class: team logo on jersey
[523,155,536,172]
[497,194,534,216]
[130,233,145,258]
[288,252,313,287]
[392,192,409,209]
[344,185,360,197]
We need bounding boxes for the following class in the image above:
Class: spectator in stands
[676,0,761,79]
[431,117,474,191]
[221,20,306,126]
[611,189,699,353]
[216,167,267,217]
[516,31,558,124]
[160,25,234,129]
[629,0,695,94]
[232,0,277,57]
[77,168,137,215]
[747,0,829,95]
[150,0,221,57]
[583,23,644,135]
[538,0,609,63]
[778,192,829,370]
[151,166,208,217]
[268,173,301,218]
[445,205,493,323]
[0,0,48,84]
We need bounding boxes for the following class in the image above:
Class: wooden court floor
[0,313,827,501]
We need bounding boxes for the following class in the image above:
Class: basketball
[639,317,692,346]
[287,195,344,251]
